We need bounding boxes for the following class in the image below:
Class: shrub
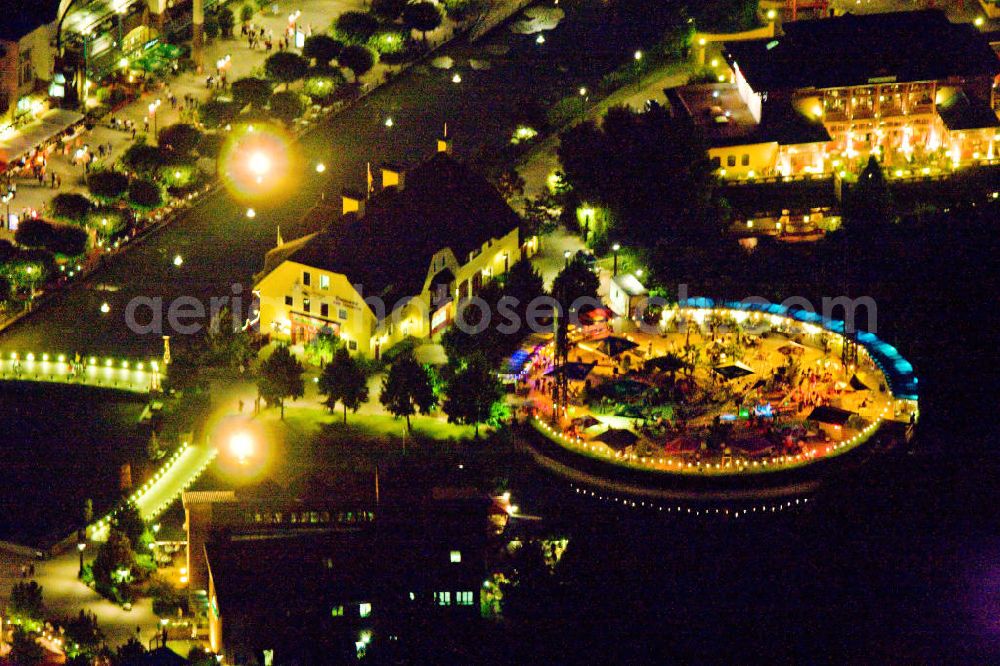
[204,13,220,39]
[231,77,273,109]
[269,91,305,124]
[402,2,443,43]
[15,219,88,257]
[303,70,345,104]
[240,4,254,22]
[50,193,92,225]
[334,11,379,44]
[199,100,238,129]
[198,132,225,158]
[128,179,164,211]
[87,170,130,203]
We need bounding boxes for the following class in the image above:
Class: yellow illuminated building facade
[677,11,1000,180]
[255,146,530,359]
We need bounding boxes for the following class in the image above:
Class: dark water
[0,382,148,547]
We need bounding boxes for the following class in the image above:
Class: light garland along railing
[88,440,219,541]
[0,352,162,392]
[569,483,811,519]
[532,410,887,476]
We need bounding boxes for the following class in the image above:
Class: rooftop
[667,84,831,147]
[0,1,59,41]
[725,10,1000,91]
[262,152,520,311]
[936,91,1000,131]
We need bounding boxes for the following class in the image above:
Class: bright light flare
[229,431,255,464]
[220,123,297,203]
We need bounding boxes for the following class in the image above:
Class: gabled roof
[0,1,59,41]
[725,10,1000,91]
[266,152,520,311]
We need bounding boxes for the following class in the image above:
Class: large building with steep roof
[254,143,531,358]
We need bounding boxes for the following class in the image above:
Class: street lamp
[563,249,572,267]
[315,162,326,173]
[634,50,642,61]
[246,207,256,219]
[148,98,162,140]
[248,151,271,184]
[1,190,12,228]
[173,254,183,267]
[229,431,255,465]
[612,243,621,276]
[77,532,86,578]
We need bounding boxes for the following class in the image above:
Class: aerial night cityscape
[0,0,997,663]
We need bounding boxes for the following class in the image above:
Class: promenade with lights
[0,353,162,393]
[518,299,918,498]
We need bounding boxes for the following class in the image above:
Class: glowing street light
[974,16,985,28]
[173,254,183,267]
[248,151,271,184]
[634,50,643,61]
[612,242,621,276]
[536,34,545,45]
[452,73,462,84]
[100,302,110,314]
[229,431,255,464]
[246,207,256,219]
[315,162,326,173]
[384,117,394,128]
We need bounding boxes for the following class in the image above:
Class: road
[0,0,631,358]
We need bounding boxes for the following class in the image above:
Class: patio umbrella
[545,362,597,382]
[593,428,639,451]
[664,435,701,453]
[806,405,855,426]
[597,336,639,358]
[578,305,615,325]
[777,340,806,355]
[849,374,872,391]
[712,362,755,381]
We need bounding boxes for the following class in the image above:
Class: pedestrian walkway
[4,0,460,219]
[0,355,161,393]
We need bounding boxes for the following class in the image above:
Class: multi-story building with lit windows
[254,142,533,358]
[670,10,1000,180]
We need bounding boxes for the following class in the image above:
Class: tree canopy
[258,345,305,419]
[403,2,443,42]
[158,123,203,155]
[338,44,376,82]
[302,35,344,66]
[49,193,92,225]
[265,52,309,89]
[127,179,164,211]
[231,77,273,109]
[443,351,505,437]
[380,353,437,433]
[372,0,408,21]
[335,11,379,44]
[269,90,305,124]
[319,346,370,423]
[87,170,129,203]
[558,103,719,247]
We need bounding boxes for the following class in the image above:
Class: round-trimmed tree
[264,52,309,90]
[338,44,376,83]
[157,123,203,155]
[402,1,442,44]
[127,179,164,212]
[50,193,92,225]
[334,11,379,44]
[231,77,273,110]
[87,170,130,204]
[302,35,344,67]
[198,100,238,129]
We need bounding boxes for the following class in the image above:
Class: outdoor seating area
[519,302,919,476]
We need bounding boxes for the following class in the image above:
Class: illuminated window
[456,591,474,606]
[320,274,330,289]
[727,155,736,167]
[711,156,721,168]
[331,605,344,617]
[433,591,451,606]
[741,154,750,166]
[359,602,372,618]
[450,550,462,563]
[339,309,347,320]
[302,271,311,286]
[303,298,311,313]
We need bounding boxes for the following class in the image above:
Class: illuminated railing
[0,352,161,393]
